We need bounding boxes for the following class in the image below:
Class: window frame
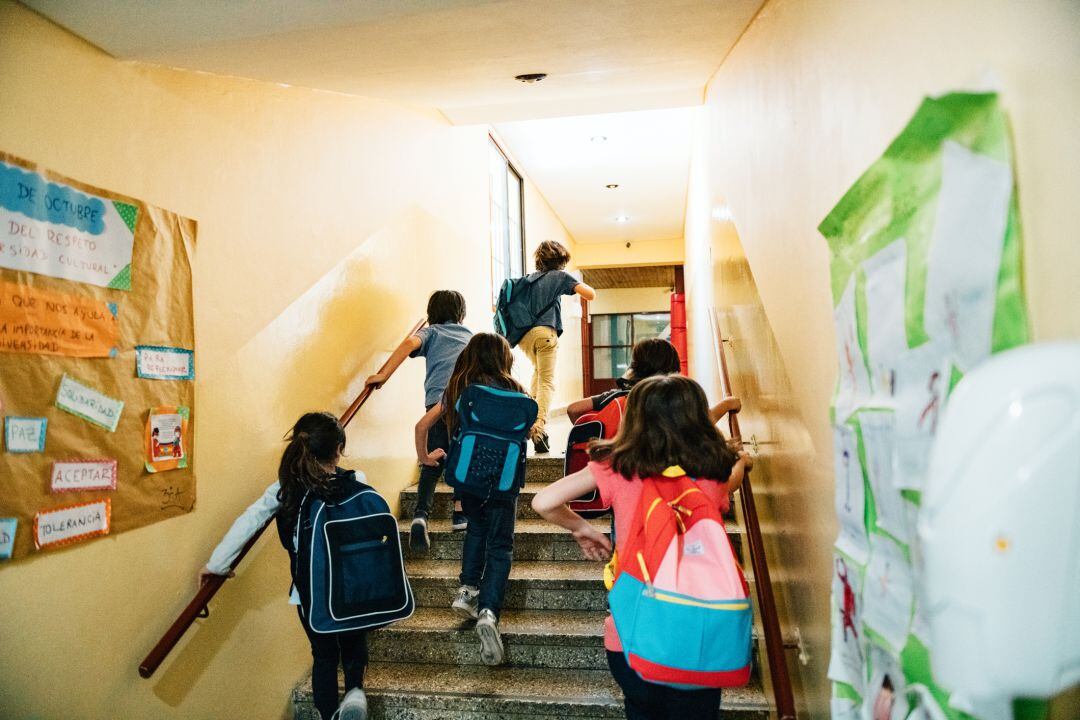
[489,136,527,309]
[589,310,672,379]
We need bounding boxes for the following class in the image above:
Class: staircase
[292,456,773,719]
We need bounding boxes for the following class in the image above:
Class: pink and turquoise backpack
[607,466,752,688]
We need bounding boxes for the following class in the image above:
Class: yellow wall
[590,286,672,315]
[0,4,578,719]
[573,237,684,268]
[684,1,1080,716]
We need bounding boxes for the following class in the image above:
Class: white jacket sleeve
[206,481,281,575]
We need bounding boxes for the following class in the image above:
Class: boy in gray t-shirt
[365,291,472,551]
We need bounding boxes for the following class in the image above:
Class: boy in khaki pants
[519,240,596,453]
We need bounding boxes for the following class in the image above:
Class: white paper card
[0,517,16,558]
[891,342,951,490]
[924,141,1011,370]
[135,345,195,380]
[5,416,47,452]
[55,374,124,432]
[834,277,873,422]
[858,410,912,544]
[34,500,110,549]
[862,239,909,395]
[834,424,869,564]
[832,696,861,720]
[828,553,866,691]
[51,459,117,492]
[864,644,909,720]
[862,534,914,652]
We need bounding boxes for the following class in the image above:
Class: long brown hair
[442,333,525,435]
[589,374,736,480]
[277,412,346,515]
[625,338,681,383]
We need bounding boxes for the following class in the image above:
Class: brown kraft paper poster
[0,150,196,561]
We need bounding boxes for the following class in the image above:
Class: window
[489,138,525,307]
[591,312,672,379]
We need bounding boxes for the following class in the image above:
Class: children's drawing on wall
[865,645,909,720]
[890,342,951,491]
[828,551,867,692]
[834,276,872,422]
[862,533,914,653]
[923,142,1011,371]
[858,411,914,543]
[861,239,908,395]
[145,405,190,473]
[820,92,1030,720]
[833,423,869,564]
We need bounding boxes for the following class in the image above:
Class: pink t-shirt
[591,460,731,652]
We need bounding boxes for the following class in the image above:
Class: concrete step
[407,559,608,612]
[368,607,607,670]
[369,606,769,674]
[399,482,551,521]
[400,516,745,563]
[523,455,566,483]
[292,662,772,720]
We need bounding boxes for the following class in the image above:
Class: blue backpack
[294,474,414,634]
[445,384,538,499]
[493,272,561,347]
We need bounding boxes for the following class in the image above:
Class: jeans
[607,650,722,720]
[298,608,368,720]
[520,325,559,433]
[459,494,517,617]
[415,403,455,519]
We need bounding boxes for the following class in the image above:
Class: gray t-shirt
[410,323,473,406]
[526,270,580,336]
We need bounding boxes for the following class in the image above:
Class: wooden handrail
[138,318,427,679]
[709,308,797,720]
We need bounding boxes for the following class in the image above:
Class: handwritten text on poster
[0,281,119,357]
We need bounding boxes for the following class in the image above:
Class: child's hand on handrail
[364,372,388,389]
[197,565,233,592]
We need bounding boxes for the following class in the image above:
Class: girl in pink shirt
[533,375,751,720]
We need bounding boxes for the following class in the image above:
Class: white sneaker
[451,584,479,620]
[336,687,367,720]
[475,608,505,666]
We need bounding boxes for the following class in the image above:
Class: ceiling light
[615,215,629,223]
[590,135,607,143]
[515,73,547,84]
[605,184,619,189]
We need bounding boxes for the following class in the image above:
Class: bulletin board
[818,94,1028,720]
[0,151,196,561]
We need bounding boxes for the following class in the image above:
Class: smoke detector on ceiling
[515,73,547,84]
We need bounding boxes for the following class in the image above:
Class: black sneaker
[451,511,468,531]
[533,433,551,454]
[410,517,430,552]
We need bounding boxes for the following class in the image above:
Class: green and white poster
[819,93,1029,720]
[0,158,136,290]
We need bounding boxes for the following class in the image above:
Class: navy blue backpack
[445,384,538,499]
[294,474,414,634]
[493,272,560,347]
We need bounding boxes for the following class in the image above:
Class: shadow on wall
[234,206,470,511]
[710,229,835,717]
[144,207,465,709]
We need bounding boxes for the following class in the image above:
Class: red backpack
[563,391,627,516]
[608,467,752,688]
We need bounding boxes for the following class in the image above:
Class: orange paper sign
[0,281,119,357]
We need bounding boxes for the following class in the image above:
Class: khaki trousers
[520,325,558,435]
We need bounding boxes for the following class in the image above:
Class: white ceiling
[496,106,693,244]
[23,0,763,124]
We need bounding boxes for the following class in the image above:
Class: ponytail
[277,412,346,516]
